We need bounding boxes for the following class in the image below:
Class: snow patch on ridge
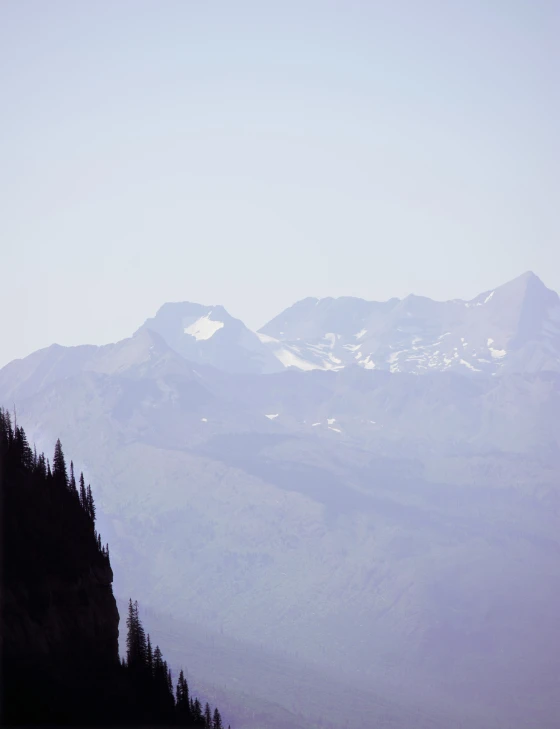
[490,347,507,359]
[465,291,494,308]
[274,348,321,371]
[185,314,224,341]
[460,359,481,372]
[257,332,279,344]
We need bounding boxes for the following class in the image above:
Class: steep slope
[0,412,228,728]
[137,302,284,374]
[259,272,560,376]
[0,416,120,725]
[0,328,202,403]
[128,602,466,729]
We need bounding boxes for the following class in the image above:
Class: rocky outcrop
[2,562,119,667]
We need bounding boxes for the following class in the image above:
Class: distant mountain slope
[2,339,560,728]
[259,272,560,376]
[5,273,557,381]
[0,328,202,403]
[3,332,559,459]
[136,302,284,374]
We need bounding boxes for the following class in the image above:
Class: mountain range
[129,271,560,377]
[1,271,560,729]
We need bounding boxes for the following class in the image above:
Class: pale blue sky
[1,0,558,366]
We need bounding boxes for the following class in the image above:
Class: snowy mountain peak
[259,274,560,377]
[136,302,283,375]
[48,273,555,380]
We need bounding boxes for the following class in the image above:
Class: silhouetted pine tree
[13,426,33,470]
[79,472,87,510]
[147,634,153,676]
[0,409,12,445]
[69,461,79,501]
[126,599,136,667]
[191,698,203,724]
[52,438,68,489]
[126,599,148,670]
[204,702,212,728]
[212,707,223,729]
[176,669,191,724]
[86,484,96,524]
[35,452,47,480]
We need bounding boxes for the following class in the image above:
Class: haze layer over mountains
[2,272,559,729]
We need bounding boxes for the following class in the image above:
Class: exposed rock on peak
[259,273,560,376]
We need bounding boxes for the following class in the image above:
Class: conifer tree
[35,452,47,480]
[86,484,96,524]
[52,438,68,488]
[213,707,223,729]
[135,601,147,665]
[147,634,153,676]
[0,409,12,445]
[191,698,202,723]
[69,461,79,500]
[126,599,147,670]
[153,645,163,674]
[79,472,87,509]
[176,669,191,722]
[204,702,212,728]
[13,427,33,470]
[126,599,135,666]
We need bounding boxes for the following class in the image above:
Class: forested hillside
[0,408,226,727]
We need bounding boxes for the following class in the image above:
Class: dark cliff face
[3,561,119,668]
[1,420,121,725]
[3,561,121,724]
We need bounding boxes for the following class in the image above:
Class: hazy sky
[1,0,558,367]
